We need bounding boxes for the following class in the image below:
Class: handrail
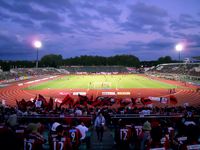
[111,114,200,119]
[17,114,92,119]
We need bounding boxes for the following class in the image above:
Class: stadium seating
[0,68,62,82]
[147,63,200,77]
[1,103,200,150]
[60,66,130,73]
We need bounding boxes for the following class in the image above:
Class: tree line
[0,54,175,71]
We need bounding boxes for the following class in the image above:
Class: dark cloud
[0,11,9,20]
[41,22,74,34]
[0,34,34,55]
[0,0,64,22]
[185,34,200,49]
[170,14,200,30]
[0,9,34,27]
[126,39,173,51]
[0,0,199,60]
[30,0,71,11]
[95,5,121,20]
[146,40,174,50]
[121,2,168,35]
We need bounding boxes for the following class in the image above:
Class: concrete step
[90,127,115,150]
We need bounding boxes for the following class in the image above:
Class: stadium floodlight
[34,40,42,48]
[175,43,184,61]
[33,40,42,68]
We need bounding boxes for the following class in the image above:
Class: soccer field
[26,74,177,90]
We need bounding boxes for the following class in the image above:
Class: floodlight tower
[33,40,42,68]
[175,43,183,61]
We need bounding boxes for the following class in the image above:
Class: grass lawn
[26,74,178,90]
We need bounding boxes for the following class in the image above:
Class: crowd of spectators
[0,96,200,149]
[148,63,200,77]
[0,68,62,82]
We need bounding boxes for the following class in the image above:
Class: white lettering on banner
[102,92,116,95]
[160,97,168,104]
[73,92,86,96]
[148,97,160,101]
[117,92,130,95]
[59,92,71,95]
[18,83,23,86]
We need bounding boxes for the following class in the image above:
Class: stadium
[1,65,200,107]
[1,1,200,150]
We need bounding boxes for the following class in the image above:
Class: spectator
[76,120,90,148]
[150,124,163,148]
[50,124,72,150]
[75,108,82,116]
[68,122,82,149]
[94,112,105,142]
[35,99,42,108]
[0,126,18,150]
[25,123,46,150]
[114,119,132,150]
[7,111,18,130]
[139,121,152,150]
[51,122,61,133]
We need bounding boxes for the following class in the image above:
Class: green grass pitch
[26,74,178,90]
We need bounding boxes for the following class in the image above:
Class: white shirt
[35,100,42,108]
[75,109,82,116]
[76,124,88,140]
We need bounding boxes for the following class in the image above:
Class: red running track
[0,77,200,107]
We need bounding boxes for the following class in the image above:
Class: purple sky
[0,0,200,61]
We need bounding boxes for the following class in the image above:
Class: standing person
[76,120,90,149]
[139,121,152,150]
[68,123,82,149]
[114,119,132,150]
[94,112,105,142]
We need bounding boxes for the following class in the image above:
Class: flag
[78,94,88,106]
[141,98,152,105]
[100,97,112,106]
[48,97,54,110]
[169,95,177,105]
[91,96,102,107]
[33,95,37,103]
[16,99,27,111]
[38,94,48,108]
[131,98,136,106]
[26,100,34,107]
[60,94,74,107]
[120,98,132,107]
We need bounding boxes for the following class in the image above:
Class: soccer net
[90,82,112,89]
